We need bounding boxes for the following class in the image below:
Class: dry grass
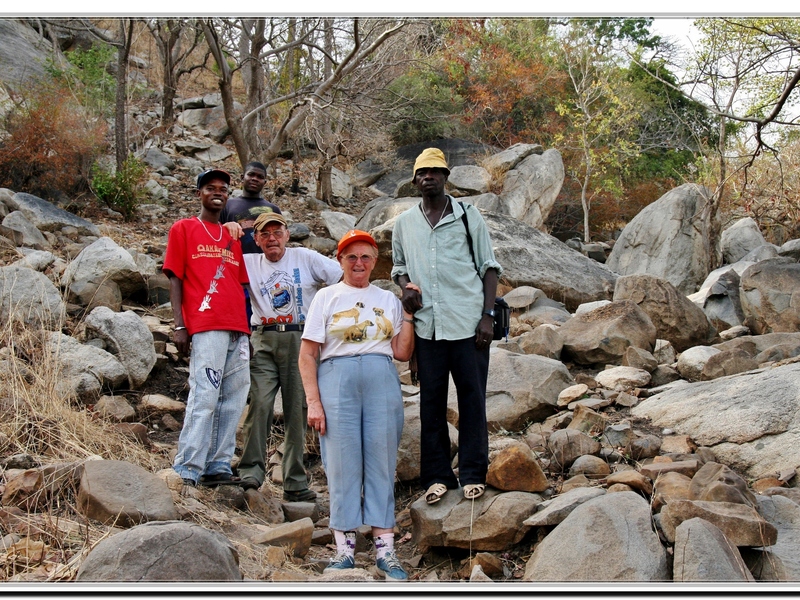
[0,302,169,582]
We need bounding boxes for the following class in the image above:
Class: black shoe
[199,473,242,487]
[182,478,196,487]
[283,488,317,502]
[239,477,261,491]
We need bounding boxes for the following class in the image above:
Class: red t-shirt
[163,217,250,336]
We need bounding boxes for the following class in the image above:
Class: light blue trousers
[173,330,250,482]
[318,354,404,531]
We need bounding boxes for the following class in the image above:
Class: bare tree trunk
[115,19,134,171]
[316,18,335,204]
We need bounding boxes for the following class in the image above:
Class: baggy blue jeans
[317,354,404,531]
[173,330,250,483]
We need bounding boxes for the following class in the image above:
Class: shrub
[0,85,107,201]
[45,43,116,117]
[90,155,147,220]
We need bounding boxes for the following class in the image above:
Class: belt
[252,323,304,332]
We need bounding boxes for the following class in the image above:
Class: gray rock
[606,184,716,295]
[61,237,145,298]
[195,143,233,162]
[250,517,314,557]
[448,165,491,194]
[517,326,563,360]
[482,143,543,173]
[699,348,759,381]
[740,257,800,334]
[741,243,779,263]
[77,460,178,527]
[319,210,356,241]
[689,265,747,331]
[2,211,50,250]
[522,486,606,527]
[504,286,546,310]
[721,217,767,265]
[67,278,122,312]
[745,495,800,580]
[548,429,601,469]
[523,492,669,581]
[484,212,617,312]
[575,300,612,315]
[141,147,176,170]
[595,366,651,390]
[174,138,212,155]
[673,517,754,581]
[354,197,418,232]
[0,20,52,92]
[0,265,65,329]
[778,238,800,260]
[498,148,564,229]
[676,346,721,382]
[350,159,388,188]
[84,307,157,388]
[441,490,541,551]
[46,331,128,400]
[95,395,136,422]
[144,179,169,202]
[330,167,353,199]
[633,362,800,479]
[11,249,56,271]
[6,192,100,237]
[397,401,457,482]
[558,301,656,365]
[449,348,572,432]
[614,274,717,352]
[660,499,777,546]
[76,520,240,581]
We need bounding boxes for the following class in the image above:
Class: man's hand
[223,221,244,240]
[475,314,493,350]
[174,329,190,356]
[400,282,423,314]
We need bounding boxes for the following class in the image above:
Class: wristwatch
[482,309,496,318]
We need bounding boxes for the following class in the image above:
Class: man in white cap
[238,211,343,501]
[391,148,502,505]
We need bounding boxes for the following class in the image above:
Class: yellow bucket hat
[411,148,450,183]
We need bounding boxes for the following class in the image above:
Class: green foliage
[385,67,467,146]
[90,156,147,220]
[46,43,116,116]
[0,84,107,201]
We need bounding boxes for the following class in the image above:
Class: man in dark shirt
[221,161,282,321]
[220,161,282,254]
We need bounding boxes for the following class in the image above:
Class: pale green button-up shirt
[391,198,503,341]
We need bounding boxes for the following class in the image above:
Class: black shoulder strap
[458,201,480,274]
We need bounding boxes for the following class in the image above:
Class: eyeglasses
[343,254,376,264]
[257,229,285,239]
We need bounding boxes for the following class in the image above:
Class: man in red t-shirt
[163,168,251,488]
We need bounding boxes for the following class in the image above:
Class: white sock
[333,529,356,556]
[374,533,394,560]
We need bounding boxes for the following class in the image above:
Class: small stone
[557,384,589,407]
[606,470,653,495]
[607,483,634,493]
[661,435,697,454]
[640,460,700,481]
[568,455,610,478]
[752,478,784,494]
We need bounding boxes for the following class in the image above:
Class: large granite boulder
[688,263,750,331]
[497,148,564,229]
[739,257,800,334]
[83,307,157,388]
[0,265,65,329]
[721,217,767,265]
[558,300,657,365]
[1,211,51,250]
[61,237,145,298]
[614,274,717,352]
[606,184,717,295]
[46,332,128,400]
[6,192,101,237]
[448,348,573,432]
[633,362,800,479]
[744,495,800,581]
[76,521,241,581]
[0,20,52,92]
[523,492,670,581]
[76,460,178,527]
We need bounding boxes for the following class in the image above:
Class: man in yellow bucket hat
[391,147,502,505]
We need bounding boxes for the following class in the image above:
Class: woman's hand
[307,400,326,436]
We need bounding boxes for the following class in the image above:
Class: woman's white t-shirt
[302,282,404,361]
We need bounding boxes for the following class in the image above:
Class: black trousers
[415,334,490,489]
